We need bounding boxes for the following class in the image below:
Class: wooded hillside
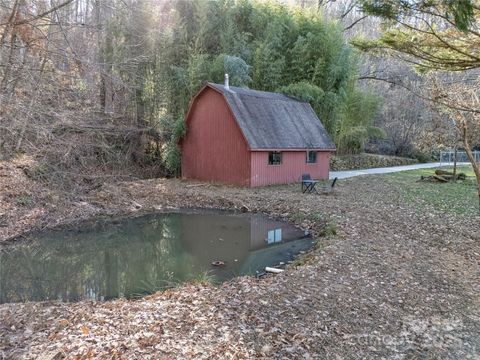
[0,0,478,190]
[0,0,381,181]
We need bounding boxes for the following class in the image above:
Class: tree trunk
[453,144,457,182]
[0,0,20,48]
[0,32,18,95]
[7,45,29,103]
[460,119,480,209]
[95,0,106,112]
[15,50,48,152]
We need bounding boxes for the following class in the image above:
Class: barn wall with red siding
[181,88,251,186]
[250,151,331,187]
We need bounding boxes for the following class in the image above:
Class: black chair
[301,173,318,193]
[318,177,338,194]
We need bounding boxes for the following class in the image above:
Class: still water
[0,210,313,304]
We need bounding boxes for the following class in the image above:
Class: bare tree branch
[0,0,74,27]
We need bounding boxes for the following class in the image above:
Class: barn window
[306,151,317,164]
[268,151,282,165]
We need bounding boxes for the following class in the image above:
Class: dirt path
[1,163,479,359]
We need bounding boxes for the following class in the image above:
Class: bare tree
[428,75,480,205]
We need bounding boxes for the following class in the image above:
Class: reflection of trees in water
[123,215,197,297]
[1,244,78,302]
[0,214,193,303]
[104,249,118,300]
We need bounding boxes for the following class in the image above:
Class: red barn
[181,81,336,187]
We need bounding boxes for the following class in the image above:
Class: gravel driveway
[330,162,471,179]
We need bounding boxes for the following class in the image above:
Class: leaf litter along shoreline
[1,160,479,359]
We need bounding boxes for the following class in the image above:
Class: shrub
[330,153,418,171]
[411,150,432,163]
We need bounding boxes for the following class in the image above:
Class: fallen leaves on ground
[1,159,479,359]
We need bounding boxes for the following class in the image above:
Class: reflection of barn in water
[179,213,310,279]
[242,216,312,274]
[249,215,308,249]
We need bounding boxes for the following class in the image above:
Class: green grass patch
[385,166,478,216]
[321,220,337,237]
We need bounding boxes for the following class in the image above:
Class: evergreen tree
[99,0,381,172]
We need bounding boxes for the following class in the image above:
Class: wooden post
[451,119,458,182]
[453,145,458,183]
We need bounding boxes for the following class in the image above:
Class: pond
[0,210,314,304]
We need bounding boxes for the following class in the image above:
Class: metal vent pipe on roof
[224,73,229,89]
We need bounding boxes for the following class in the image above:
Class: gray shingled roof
[207,83,336,150]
